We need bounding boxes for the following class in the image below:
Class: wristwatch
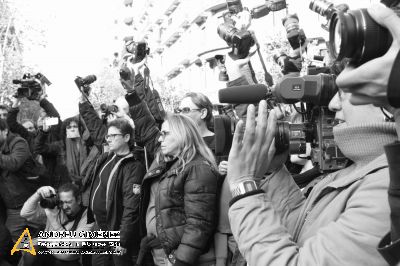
[231,180,258,198]
[168,253,176,264]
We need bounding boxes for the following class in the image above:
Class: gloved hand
[135,234,161,266]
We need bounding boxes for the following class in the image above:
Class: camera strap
[62,206,87,231]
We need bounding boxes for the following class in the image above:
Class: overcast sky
[14,0,378,118]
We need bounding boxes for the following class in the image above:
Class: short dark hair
[0,105,9,112]
[58,183,80,199]
[62,116,85,138]
[183,92,214,129]
[107,118,133,138]
[0,119,9,131]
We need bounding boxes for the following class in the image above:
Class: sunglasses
[174,107,201,114]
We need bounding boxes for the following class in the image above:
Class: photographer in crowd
[226,88,396,265]
[8,93,61,158]
[20,183,93,266]
[86,119,145,266]
[333,3,400,264]
[34,115,92,187]
[0,119,47,242]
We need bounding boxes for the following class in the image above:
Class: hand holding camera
[227,101,277,188]
[335,3,400,107]
[119,56,147,93]
[36,186,57,205]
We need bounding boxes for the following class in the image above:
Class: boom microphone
[218,84,269,104]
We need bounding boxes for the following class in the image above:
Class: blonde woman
[140,113,219,266]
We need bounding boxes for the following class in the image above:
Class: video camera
[219,67,348,172]
[74,75,97,96]
[40,194,59,209]
[309,0,398,66]
[125,40,150,63]
[218,0,287,59]
[12,73,51,100]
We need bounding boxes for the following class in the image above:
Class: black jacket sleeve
[40,98,60,118]
[33,130,61,156]
[7,107,33,141]
[119,160,146,248]
[378,233,400,266]
[174,162,219,264]
[125,91,160,161]
[0,136,30,171]
[79,101,107,148]
[379,141,400,265]
[40,98,62,137]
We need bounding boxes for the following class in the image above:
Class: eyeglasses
[174,107,201,114]
[105,133,123,140]
[66,125,79,129]
[159,130,170,140]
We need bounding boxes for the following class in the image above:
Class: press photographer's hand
[227,100,277,188]
[336,3,400,107]
[36,186,56,198]
[225,53,251,82]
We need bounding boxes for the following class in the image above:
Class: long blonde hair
[159,113,217,172]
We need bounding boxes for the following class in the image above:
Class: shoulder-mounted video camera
[12,73,51,100]
[218,66,349,173]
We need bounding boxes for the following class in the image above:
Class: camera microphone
[218,84,269,104]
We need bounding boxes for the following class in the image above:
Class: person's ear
[200,109,207,120]
[124,134,131,143]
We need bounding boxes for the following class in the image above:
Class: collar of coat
[313,153,388,203]
[144,154,209,182]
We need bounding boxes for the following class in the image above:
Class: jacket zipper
[91,154,116,212]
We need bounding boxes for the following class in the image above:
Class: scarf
[65,138,88,181]
[333,122,398,166]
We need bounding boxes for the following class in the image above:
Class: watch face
[244,180,257,190]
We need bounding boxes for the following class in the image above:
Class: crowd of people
[1,2,400,266]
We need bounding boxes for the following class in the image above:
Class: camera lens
[40,196,59,209]
[217,23,239,44]
[329,9,392,66]
[309,0,334,18]
[282,14,300,32]
[275,121,307,154]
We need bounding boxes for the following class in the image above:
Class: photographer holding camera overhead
[218,1,400,265]
[20,183,93,266]
[7,73,61,156]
